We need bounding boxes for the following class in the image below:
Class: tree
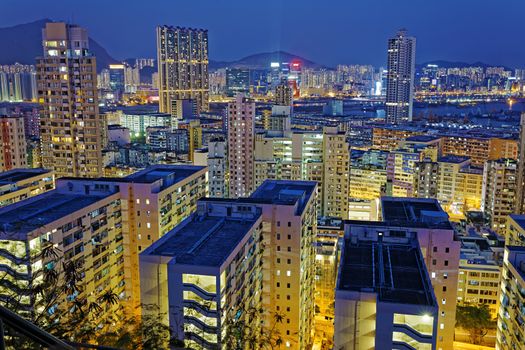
[456,304,496,344]
[0,236,176,349]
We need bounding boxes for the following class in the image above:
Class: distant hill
[210,51,325,70]
[0,19,118,72]
[419,60,514,70]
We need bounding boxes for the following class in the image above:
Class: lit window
[276,270,281,276]
[147,223,151,229]
[440,323,444,330]
[286,271,291,277]
[442,299,446,305]
[146,199,150,205]
[431,272,436,278]
[136,199,140,204]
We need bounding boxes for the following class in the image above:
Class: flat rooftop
[405,135,441,143]
[142,212,260,267]
[381,197,451,229]
[249,180,317,215]
[438,155,470,164]
[338,239,435,306]
[125,165,205,184]
[0,168,51,184]
[60,165,206,189]
[0,192,113,239]
[509,214,525,231]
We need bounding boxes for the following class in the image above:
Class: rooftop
[509,214,525,230]
[381,197,451,229]
[249,180,317,215]
[0,192,113,239]
[438,155,470,164]
[338,238,435,306]
[142,212,260,267]
[0,168,51,184]
[405,135,441,143]
[60,165,206,190]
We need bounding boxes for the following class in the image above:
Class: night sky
[2,0,524,68]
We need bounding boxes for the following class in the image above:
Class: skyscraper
[385,29,416,124]
[514,113,525,214]
[36,22,103,178]
[0,115,27,171]
[228,94,255,198]
[156,26,209,115]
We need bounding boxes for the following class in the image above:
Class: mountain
[210,51,325,70]
[0,19,118,72]
[418,60,514,70]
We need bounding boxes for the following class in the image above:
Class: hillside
[0,19,118,71]
[210,51,325,70]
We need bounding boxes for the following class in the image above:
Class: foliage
[0,239,176,349]
[456,304,496,345]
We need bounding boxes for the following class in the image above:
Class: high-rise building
[385,29,416,124]
[225,68,250,96]
[275,83,293,106]
[253,128,349,218]
[482,158,517,233]
[0,168,54,207]
[207,137,228,198]
[141,200,263,349]
[157,26,209,115]
[109,64,126,101]
[375,197,461,350]
[170,99,197,127]
[228,94,255,198]
[515,113,525,214]
[496,246,525,350]
[36,22,103,178]
[0,115,27,171]
[334,224,438,349]
[506,214,525,246]
[188,120,202,163]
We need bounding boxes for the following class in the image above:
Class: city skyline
[1,0,524,68]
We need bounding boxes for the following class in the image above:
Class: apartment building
[0,168,54,208]
[334,224,438,349]
[0,115,27,171]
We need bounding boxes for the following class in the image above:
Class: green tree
[456,304,496,344]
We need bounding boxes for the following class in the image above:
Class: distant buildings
[0,115,27,171]
[385,29,416,124]
[207,137,228,198]
[225,68,250,96]
[274,83,293,106]
[157,26,209,115]
[0,64,37,102]
[36,22,103,178]
[228,94,255,198]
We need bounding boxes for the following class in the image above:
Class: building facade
[0,115,27,171]
[227,94,255,198]
[157,26,209,115]
[36,22,103,178]
[385,29,416,124]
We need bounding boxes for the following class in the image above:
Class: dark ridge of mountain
[419,60,514,70]
[0,19,118,72]
[210,51,326,70]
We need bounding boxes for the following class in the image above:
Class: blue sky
[2,0,524,67]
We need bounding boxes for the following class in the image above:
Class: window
[287,222,291,227]
[277,246,281,251]
[277,282,280,287]
[286,270,291,277]
[287,259,291,264]
[433,247,437,252]
[287,234,291,240]
[277,258,281,263]
[287,247,291,252]
[277,234,280,240]
[444,260,449,266]
[287,283,290,288]
[136,199,140,204]
[443,286,447,292]
[146,199,150,205]
[445,247,450,253]
[442,299,446,305]
[432,259,437,265]
[286,295,290,300]
[276,270,281,276]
